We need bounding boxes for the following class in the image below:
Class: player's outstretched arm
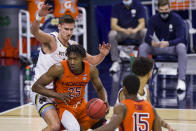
[94,103,127,131]
[32,63,69,102]
[159,116,176,131]
[90,65,109,110]
[84,42,111,66]
[152,108,162,131]
[30,4,53,45]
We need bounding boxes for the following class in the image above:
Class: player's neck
[138,77,147,95]
[58,34,69,47]
[126,95,138,101]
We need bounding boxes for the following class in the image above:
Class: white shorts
[30,80,55,117]
[30,92,55,117]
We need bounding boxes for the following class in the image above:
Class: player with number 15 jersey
[119,99,154,131]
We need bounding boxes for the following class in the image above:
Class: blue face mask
[122,0,132,6]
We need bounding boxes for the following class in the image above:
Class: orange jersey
[55,60,90,106]
[53,0,78,19]
[119,99,154,131]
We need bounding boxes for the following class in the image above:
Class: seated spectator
[109,0,147,73]
[139,0,187,91]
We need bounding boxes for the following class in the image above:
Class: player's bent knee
[61,110,80,131]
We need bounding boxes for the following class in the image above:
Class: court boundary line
[156,108,196,111]
[0,103,32,115]
[0,117,195,126]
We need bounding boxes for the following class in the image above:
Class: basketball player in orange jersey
[32,45,109,131]
[30,3,110,131]
[94,74,161,131]
[116,57,176,131]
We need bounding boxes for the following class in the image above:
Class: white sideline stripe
[169,123,196,126]
[0,103,32,115]
[156,108,196,111]
[0,117,195,127]
[0,117,40,120]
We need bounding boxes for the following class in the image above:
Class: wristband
[36,13,43,22]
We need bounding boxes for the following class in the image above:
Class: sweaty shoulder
[114,102,127,115]
[68,39,78,45]
[50,62,64,76]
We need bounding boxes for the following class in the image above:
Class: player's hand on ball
[104,101,110,115]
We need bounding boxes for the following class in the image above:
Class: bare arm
[133,18,145,33]
[152,108,162,131]
[84,42,111,66]
[111,18,126,33]
[31,20,53,44]
[94,103,127,131]
[32,63,69,102]
[90,65,109,107]
[30,4,54,51]
[159,116,176,131]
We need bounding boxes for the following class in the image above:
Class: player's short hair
[123,74,140,95]
[132,56,154,76]
[66,45,86,58]
[158,0,170,8]
[59,14,75,24]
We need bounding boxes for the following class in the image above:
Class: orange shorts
[57,99,98,130]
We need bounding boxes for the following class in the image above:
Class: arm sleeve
[137,2,145,19]
[111,4,119,19]
[168,16,185,46]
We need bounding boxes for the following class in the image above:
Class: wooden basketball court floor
[0,103,196,131]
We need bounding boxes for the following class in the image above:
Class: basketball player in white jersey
[116,57,153,103]
[116,57,176,131]
[30,4,110,131]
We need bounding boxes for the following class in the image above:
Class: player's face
[67,52,83,72]
[158,4,170,13]
[58,23,74,41]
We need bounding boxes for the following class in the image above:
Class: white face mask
[159,12,170,20]
[122,0,132,6]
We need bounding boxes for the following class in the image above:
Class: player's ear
[146,69,152,80]
[122,87,127,96]
[58,24,61,30]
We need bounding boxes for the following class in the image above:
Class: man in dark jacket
[139,0,187,91]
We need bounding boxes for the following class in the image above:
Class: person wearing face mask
[109,0,147,73]
[139,0,187,91]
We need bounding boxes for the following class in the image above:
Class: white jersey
[137,85,148,100]
[116,85,149,103]
[33,32,76,89]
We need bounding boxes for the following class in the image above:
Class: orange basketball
[86,98,107,119]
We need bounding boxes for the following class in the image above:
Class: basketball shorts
[57,99,99,130]
[31,92,55,117]
[30,80,55,117]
